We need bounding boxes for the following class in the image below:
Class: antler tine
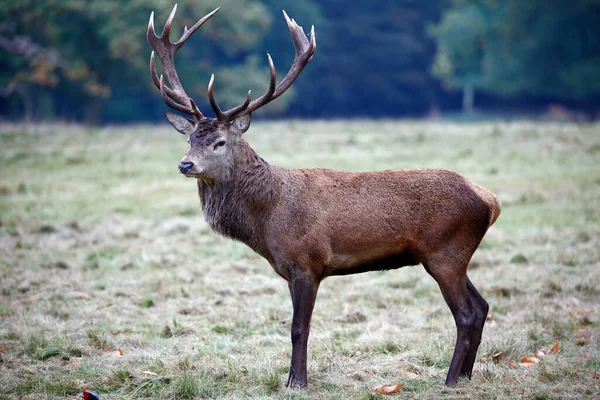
[159,74,194,115]
[270,11,316,99]
[241,53,276,115]
[207,74,226,121]
[208,74,254,121]
[213,11,315,121]
[147,7,191,111]
[150,51,184,105]
[175,7,220,51]
[147,5,220,120]
[188,98,203,120]
[224,90,253,118]
[161,4,178,45]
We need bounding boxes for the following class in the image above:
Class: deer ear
[230,112,252,135]
[165,112,195,135]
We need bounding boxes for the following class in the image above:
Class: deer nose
[179,161,194,174]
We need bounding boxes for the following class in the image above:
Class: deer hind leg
[423,254,476,385]
[459,277,489,378]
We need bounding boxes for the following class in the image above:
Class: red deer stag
[147,5,501,388]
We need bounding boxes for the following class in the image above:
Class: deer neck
[197,140,280,256]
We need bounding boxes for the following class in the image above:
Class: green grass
[0,121,599,399]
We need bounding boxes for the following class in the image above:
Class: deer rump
[262,167,499,281]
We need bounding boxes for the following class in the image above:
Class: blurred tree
[429,2,491,113]
[431,0,600,113]
[0,0,274,123]
[306,0,449,117]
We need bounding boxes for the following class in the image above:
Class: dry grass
[0,120,599,399]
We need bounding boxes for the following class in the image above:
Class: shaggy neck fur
[197,139,281,257]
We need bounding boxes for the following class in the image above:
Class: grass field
[0,120,599,399]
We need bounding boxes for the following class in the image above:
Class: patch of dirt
[490,286,525,298]
[341,312,368,324]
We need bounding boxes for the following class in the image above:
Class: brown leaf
[114,348,123,357]
[519,356,539,366]
[507,357,517,367]
[374,383,403,395]
[399,370,418,378]
[492,352,503,364]
[574,327,590,345]
[575,308,593,317]
[364,370,375,375]
[547,340,560,355]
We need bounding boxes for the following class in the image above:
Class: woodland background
[1,0,600,124]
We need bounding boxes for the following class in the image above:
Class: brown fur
[193,137,500,387]
[199,139,499,281]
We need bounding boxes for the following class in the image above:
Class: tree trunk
[462,82,475,114]
[83,97,105,126]
[20,86,33,132]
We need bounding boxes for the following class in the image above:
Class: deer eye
[213,140,226,150]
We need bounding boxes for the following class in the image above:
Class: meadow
[0,120,599,399]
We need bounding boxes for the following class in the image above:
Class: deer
[147,5,501,388]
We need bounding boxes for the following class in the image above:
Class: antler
[208,10,316,122]
[148,4,220,120]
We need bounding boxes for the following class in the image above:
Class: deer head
[147,5,316,181]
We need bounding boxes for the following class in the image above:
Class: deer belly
[327,250,419,276]
[325,230,420,277]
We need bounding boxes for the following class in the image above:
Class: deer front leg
[286,273,319,388]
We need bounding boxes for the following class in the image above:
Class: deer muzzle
[179,161,194,175]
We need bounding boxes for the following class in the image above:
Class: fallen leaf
[115,348,123,357]
[399,370,418,378]
[141,370,157,376]
[547,340,560,355]
[374,383,403,395]
[364,370,375,375]
[0,344,4,353]
[574,328,590,345]
[492,352,503,364]
[519,356,539,366]
[568,311,576,319]
[575,308,593,317]
[507,357,517,367]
